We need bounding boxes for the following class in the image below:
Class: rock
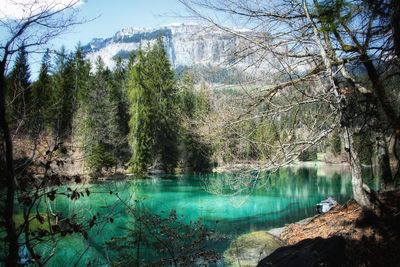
[267,227,285,238]
[257,236,345,267]
[224,231,284,267]
[83,24,268,73]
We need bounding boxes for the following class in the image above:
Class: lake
[26,164,379,266]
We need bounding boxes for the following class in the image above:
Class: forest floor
[261,189,400,266]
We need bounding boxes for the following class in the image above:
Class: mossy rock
[224,231,284,267]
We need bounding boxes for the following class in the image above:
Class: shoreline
[257,190,400,266]
[266,215,319,241]
[91,160,352,181]
[212,160,350,173]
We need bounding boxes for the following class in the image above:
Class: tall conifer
[128,38,181,175]
[31,49,51,133]
[178,71,211,171]
[146,37,180,172]
[51,47,70,140]
[78,57,121,175]
[111,56,131,163]
[128,48,157,175]
[7,46,31,126]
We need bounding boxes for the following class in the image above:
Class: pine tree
[111,56,131,164]
[178,71,211,172]
[179,70,196,116]
[128,39,180,175]
[51,46,88,141]
[128,48,157,175]
[31,49,52,133]
[74,44,91,104]
[60,52,77,137]
[78,57,121,176]
[146,37,179,172]
[6,46,31,127]
[51,47,72,140]
[112,56,130,125]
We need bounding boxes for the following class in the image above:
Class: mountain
[83,23,261,74]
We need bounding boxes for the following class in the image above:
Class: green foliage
[298,147,318,161]
[86,143,117,174]
[31,49,52,134]
[6,46,31,127]
[77,57,121,175]
[178,71,196,116]
[74,45,92,103]
[178,71,212,172]
[47,46,91,141]
[111,56,131,163]
[128,38,180,175]
[314,0,353,33]
[147,38,179,172]
[181,133,212,172]
[50,47,77,140]
[128,49,157,175]
[33,42,134,180]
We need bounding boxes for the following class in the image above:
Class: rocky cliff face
[83,23,258,71]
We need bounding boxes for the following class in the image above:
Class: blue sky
[53,0,189,50]
[0,0,191,76]
[1,0,244,77]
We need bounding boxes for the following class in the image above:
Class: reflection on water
[24,164,378,266]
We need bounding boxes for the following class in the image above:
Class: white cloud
[0,0,83,19]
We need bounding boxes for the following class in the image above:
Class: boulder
[224,231,284,267]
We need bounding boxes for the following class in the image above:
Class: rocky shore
[260,190,400,266]
[224,189,400,267]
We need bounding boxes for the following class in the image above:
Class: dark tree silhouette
[0,1,84,265]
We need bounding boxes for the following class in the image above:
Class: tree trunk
[360,55,400,139]
[345,129,372,208]
[391,0,400,60]
[377,137,394,190]
[303,0,373,208]
[0,62,19,266]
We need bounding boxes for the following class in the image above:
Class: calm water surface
[30,164,378,266]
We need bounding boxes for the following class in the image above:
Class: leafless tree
[0,1,84,265]
[179,0,400,208]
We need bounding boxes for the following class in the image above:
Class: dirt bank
[260,190,400,266]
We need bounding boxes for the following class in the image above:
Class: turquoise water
[17,165,379,266]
